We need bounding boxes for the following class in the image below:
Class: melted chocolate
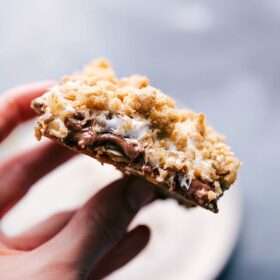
[188,179,218,212]
[64,118,83,131]
[64,118,143,161]
[74,131,143,161]
[169,172,218,212]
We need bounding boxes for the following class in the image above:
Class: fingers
[0,142,75,218]
[0,81,55,142]
[7,211,75,251]
[0,231,12,248]
[42,177,155,274]
[88,225,150,280]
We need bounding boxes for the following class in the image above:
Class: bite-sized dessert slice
[31,58,240,213]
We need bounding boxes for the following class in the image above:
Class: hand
[0,82,155,280]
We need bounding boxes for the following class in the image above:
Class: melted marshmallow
[96,113,149,141]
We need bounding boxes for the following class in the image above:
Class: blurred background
[0,0,280,279]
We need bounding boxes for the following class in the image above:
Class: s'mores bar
[31,58,240,213]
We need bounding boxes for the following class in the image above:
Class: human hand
[0,82,155,280]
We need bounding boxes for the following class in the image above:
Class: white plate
[0,122,242,280]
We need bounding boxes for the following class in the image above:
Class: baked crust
[31,58,240,213]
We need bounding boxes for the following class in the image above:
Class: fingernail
[125,177,155,211]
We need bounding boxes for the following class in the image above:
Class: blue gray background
[0,1,280,279]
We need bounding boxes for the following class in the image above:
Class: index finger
[39,176,155,274]
[0,81,55,142]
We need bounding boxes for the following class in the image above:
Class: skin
[0,82,157,280]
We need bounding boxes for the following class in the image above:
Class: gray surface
[0,0,280,279]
